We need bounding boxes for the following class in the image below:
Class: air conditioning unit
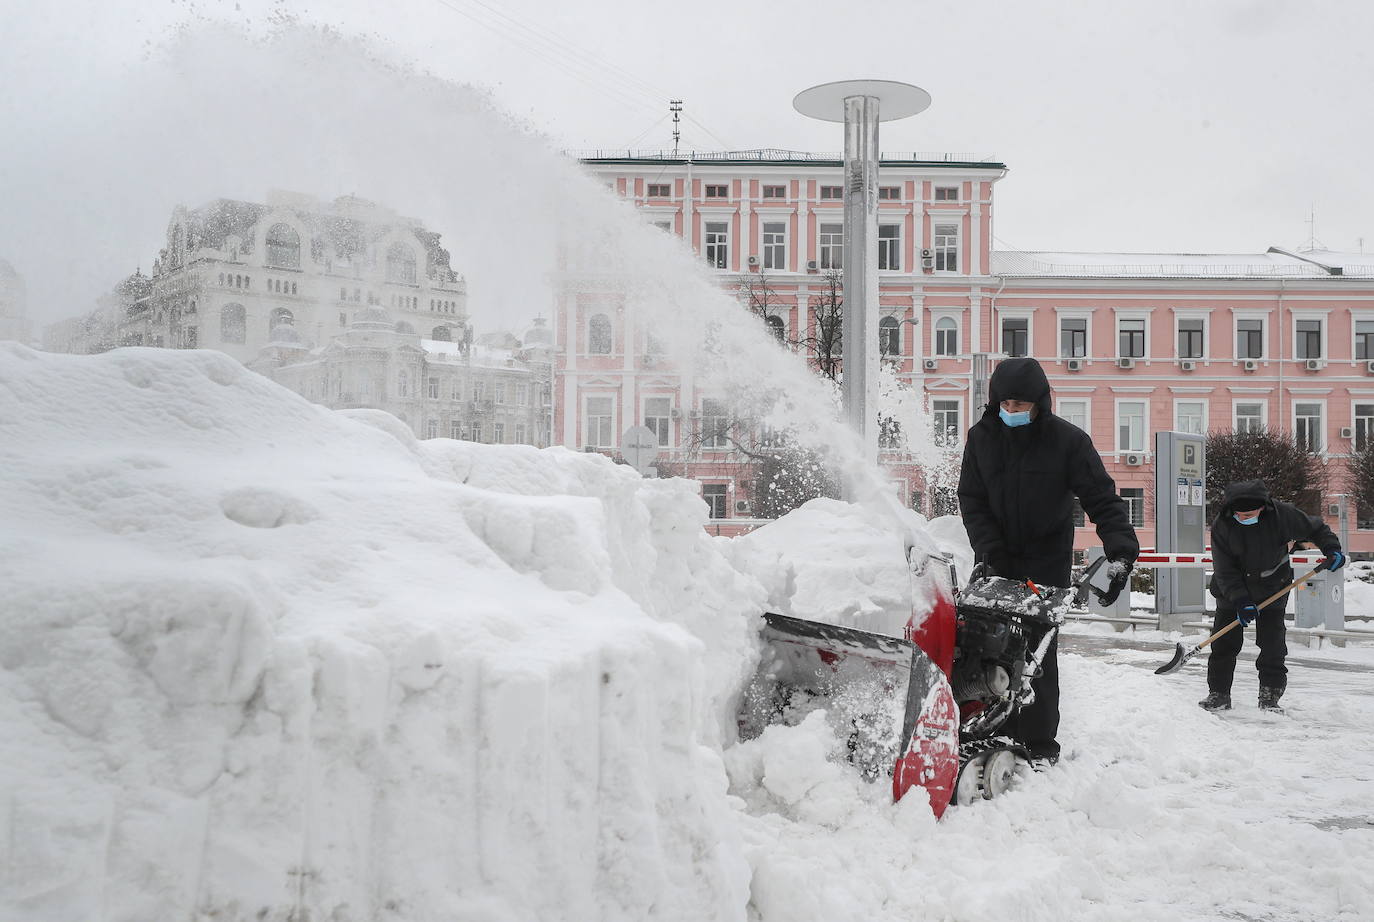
[921,256,934,271]
[920,248,933,258]
[642,353,656,367]
[1123,453,1144,466]
[1328,504,1342,517]
[1117,357,1135,370]
[1066,358,1084,372]
[735,500,751,515]
[669,408,682,420]
[1242,359,1259,372]
[1366,360,1374,374]
[806,259,819,272]
[922,358,938,371]
[1180,359,1196,372]
[747,255,760,267]
[1304,358,1322,372]
[1340,426,1355,439]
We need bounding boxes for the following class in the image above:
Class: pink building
[559,150,1374,550]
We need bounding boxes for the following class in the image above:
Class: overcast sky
[4,0,1373,328]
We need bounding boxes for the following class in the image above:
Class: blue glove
[1235,601,1260,627]
[1323,551,1346,571]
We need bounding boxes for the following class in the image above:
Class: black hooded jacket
[957,357,1139,586]
[1209,479,1340,607]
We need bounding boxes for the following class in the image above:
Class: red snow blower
[737,554,1106,818]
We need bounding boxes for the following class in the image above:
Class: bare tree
[1346,433,1374,527]
[799,269,843,382]
[1205,428,1328,518]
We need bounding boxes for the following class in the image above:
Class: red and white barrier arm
[1130,552,1326,569]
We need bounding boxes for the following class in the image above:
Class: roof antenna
[670,100,682,155]
[1302,204,1324,253]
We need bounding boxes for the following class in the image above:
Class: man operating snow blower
[957,357,1140,767]
[1200,479,1345,713]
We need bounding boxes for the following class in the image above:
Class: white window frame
[1121,487,1146,529]
[646,182,672,198]
[1056,310,1092,360]
[932,312,961,357]
[1351,311,1374,362]
[1057,397,1090,433]
[1173,398,1208,436]
[515,422,528,444]
[932,221,960,273]
[1293,400,1325,453]
[1115,398,1149,453]
[587,312,613,355]
[493,421,505,444]
[450,419,463,440]
[704,221,730,269]
[933,185,959,202]
[762,220,788,271]
[1234,311,1269,362]
[1174,310,1210,361]
[1116,313,1150,360]
[426,419,439,439]
[931,397,963,447]
[1292,311,1330,361]
[643,395,673,448]
[877,223,901,271]
[1233,398,1268,433]
[818,222,844,270]
[1353,400,1374,452]
[997,308,1035,358]
[700,397,730,450]
[584,394,616,449]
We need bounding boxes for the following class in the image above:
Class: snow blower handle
[1154,561,1330,675]
[1071,556,1109,609]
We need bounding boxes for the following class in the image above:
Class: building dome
[350,305,396,332]
[269,322,306,348]
[522,316,553,346]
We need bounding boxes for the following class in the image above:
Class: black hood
[982,357,1053,420]
[1222,479,1271,514]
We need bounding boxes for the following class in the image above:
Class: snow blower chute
[738,553,1105,818]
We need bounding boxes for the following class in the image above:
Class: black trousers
[1011,632,1059,759]
[1208,596,1289,694]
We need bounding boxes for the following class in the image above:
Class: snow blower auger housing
[738,554,1104,818]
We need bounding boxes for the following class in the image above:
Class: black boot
[1198,691,1232,711]
[1258,686,1285,712]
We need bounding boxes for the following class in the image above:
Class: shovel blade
[1154,641,1192,675]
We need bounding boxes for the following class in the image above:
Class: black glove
[1094,557,1133,606]
[1322,550,1347,571]
[983,549,1013,579]
[1235,600,1260,627]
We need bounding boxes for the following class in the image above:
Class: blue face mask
[999,407,1032,427]
[1234,513,1260,526]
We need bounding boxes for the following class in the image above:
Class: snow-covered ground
[4,343,1373,921]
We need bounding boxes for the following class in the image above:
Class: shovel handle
[1193,561,1330,653]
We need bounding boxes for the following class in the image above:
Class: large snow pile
[0,344,764,920]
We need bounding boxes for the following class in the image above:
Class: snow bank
[0,344,762,921]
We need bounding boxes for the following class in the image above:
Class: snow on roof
[992,248,1374,279]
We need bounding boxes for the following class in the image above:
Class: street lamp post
[794,80,930,499]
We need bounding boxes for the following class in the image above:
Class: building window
[701,398,729,449]
[1001,317,1029,357]
[1058,399,1088,433]
[494,422,505,444]
[763,222,786,270]
[934,185,958,201]
[1357,321,1374,360]
[878,186,900,200]
[1356,404,1374,452]
[386,242,417,285]
[1235,402,1264,433]
[469,421,482,442]
[704,184,728,198]
[220,303,246,344]
[515,423,527,443]
[819,185,843,200]
[427,377,439,399]
[1237,319,1263,359]
[644,396,671,447]
[762,184,786,199]
[647,183,671,197]
[935,317,958,356]
[1072,498,1086,528]
[266,223,300,269]
[1119,319,1146,358]
[1060,317,1087,358]
[1296,319,1322,359]
[588,313,612,354]
[398,370,409,398]
[495,382,506,404]
[933,223,959,271]
[1178,318,1204,358]
[515,383,529,405]
[1175,400,1206,435]
[818,223,843,270]
[1118,401,1146,451]
[879,316,900,357]
[705,222,729,268]
[759,314,783,342]
[426,419,439,439]
[450,420,463,440]
[432,326,452,341]
[878,225,900,270]
[1295,402,1323,452]
[1122,488,1145,528]
[585,396,614,448]
[471,380,485,402]
[702,483,728,518]
[932,399,961,446]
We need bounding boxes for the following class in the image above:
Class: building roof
[572,148,1005,170]
[990,248,1374,280]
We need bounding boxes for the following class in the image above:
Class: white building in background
[0,259,33,345]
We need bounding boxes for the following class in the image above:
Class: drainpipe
[1277,278,1285,436]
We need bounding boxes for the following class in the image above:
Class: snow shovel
[1153,559,1332,675]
